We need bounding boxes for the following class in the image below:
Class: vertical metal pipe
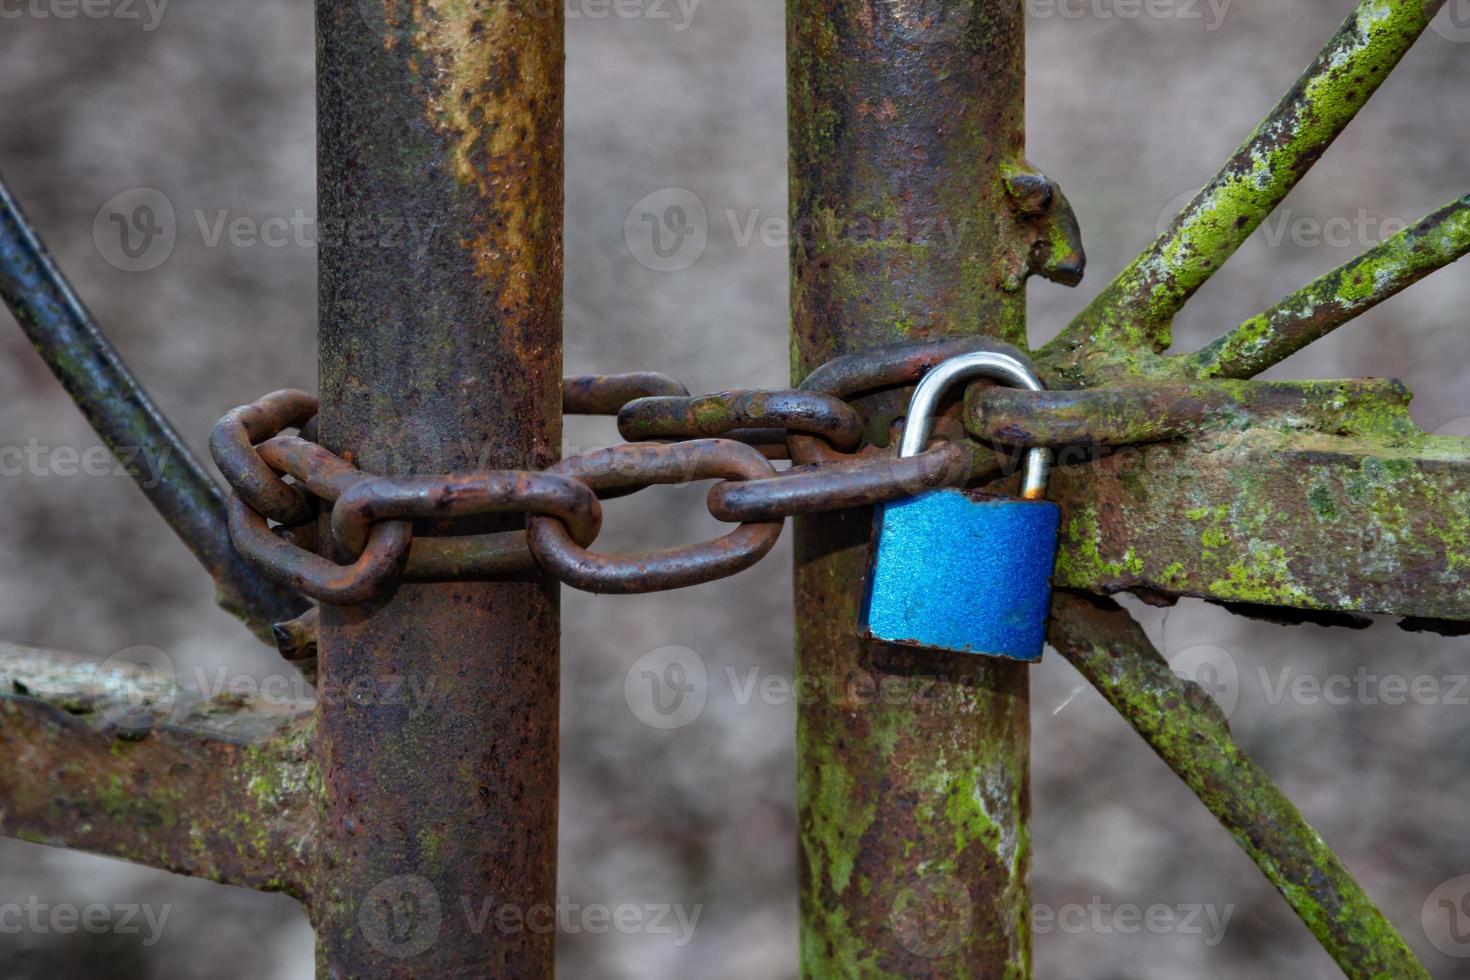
[314,2,563,976]
[788,2,1031,976]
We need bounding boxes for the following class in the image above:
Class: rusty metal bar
[0,643,316,897]
[1041,423,1470,623]
[1048,593,1429,978]
[314,0,563,974]
[1045,0,1446,370]
[966,377,1417,448]
[964,376,1470,622]
[0,176,305,639]
[563,372,687,414]
[1184,193,1470,380]
[789,2,1034,974]
[618,389,864,450]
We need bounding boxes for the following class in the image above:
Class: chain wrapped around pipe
[212,337,1107,609]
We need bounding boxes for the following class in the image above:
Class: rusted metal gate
[1,0,1466,976]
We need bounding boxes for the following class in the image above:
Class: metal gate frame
[1,0,1466,976]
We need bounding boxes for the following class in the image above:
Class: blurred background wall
[1,0,1468,976]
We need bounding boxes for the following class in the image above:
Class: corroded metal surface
[0,644,316,897]
[527,439,783,593]
[211,389,319,526]
[563,372,688,415]
[1046,0,1446,377]
[1049,593,1428,978]
[963,376,1470,621]
[228,495,412,606]
[0,178,305,638]
[1185,194,1470,380]
[618,389,865,450]
[967,377,1420,448]
[314,1,563,975]
[788,2,1041,974]
[708,445,970,523]
[1042,424,1470,622]
[331,472,601,558]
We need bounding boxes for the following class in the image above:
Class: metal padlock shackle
[898,351,1052,500]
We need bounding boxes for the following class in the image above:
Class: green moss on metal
[1188,194,1470,380]
[1045,0,1440,377]
[1050,594,1429,978]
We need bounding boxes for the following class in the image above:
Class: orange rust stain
[412,1,561,319]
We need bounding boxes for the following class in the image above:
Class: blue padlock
[859,351,1060,661]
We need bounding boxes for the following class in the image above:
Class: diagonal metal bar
[0,643,317,897]
[1048,592,1429,979]
[0,176,306,638]
[1044,0,1446,372]
[1183,193,1470,380]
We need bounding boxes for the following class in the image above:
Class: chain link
[212,336,1038,606]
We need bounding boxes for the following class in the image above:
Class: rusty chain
[214,335,1038,607]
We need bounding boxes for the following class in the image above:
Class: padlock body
[859,489,1060,660]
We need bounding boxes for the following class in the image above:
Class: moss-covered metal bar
[1043,423,1470,622]
[966,375,1470,621]
[1044,0,1445,376]
[1048,593,1429,978]
[1183,194,1470,380]
[0,644,317,897]
[789,1,1042,975]
[967,377,1415,448]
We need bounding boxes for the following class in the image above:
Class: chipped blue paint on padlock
[859,351,1060,661]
